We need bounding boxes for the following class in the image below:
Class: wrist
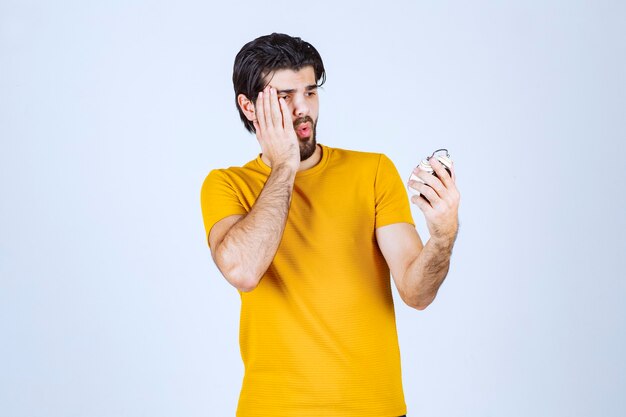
[273,161,298,174]
[429,233,456,251]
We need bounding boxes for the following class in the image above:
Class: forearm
[215,164,296,291]
[402,237,455,309]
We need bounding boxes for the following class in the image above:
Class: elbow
[412,301,431,311]
[406,300,429,311]
[210,229,265,292]
[232,274,261,292]
[221,263,262,293]
[404,292,436,311]
[215,248,261,292]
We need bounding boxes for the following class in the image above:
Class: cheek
[310,99,319,113]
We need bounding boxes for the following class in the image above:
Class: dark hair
[232,33,326,134]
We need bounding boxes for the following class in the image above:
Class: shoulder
[324,146,399,179]
[324,145,389,168]
[201,157,265,189]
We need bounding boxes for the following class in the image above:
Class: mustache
[294,116,314,128]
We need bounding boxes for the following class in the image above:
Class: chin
[299,136,317,161]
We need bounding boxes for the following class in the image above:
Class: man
[201,33,460,417]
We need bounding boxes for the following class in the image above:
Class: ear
[237,93,257,122]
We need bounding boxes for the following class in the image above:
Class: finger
[410,180,440,205]
[269,88,283,128]
[416,169,460,208]
[435,160,460,199]
[412,194,433,213]
[413,168,445,198]
[447,163,460,199]
[430,157,453,188]
[252,119,261,138]
[407,174,424,191]
[253,120,266,150]
[255,91,266,134]
[263,86,274,129]
[279,97,295,131]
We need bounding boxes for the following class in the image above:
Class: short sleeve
[200,169,248,247]
[374,154,415,228]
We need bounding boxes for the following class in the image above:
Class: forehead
[265,66,316,89]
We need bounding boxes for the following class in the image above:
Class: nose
[292,95,310,119]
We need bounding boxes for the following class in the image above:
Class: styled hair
[232,33,326,133]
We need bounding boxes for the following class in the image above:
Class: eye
[279,95,290,101]
[306,91,317,97]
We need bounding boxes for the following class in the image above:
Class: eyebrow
[276,84,318,94]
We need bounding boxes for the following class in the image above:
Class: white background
[1,1,625,416]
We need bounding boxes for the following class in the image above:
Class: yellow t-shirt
[200,144,414,417]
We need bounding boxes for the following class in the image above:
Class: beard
[294,115,318,161]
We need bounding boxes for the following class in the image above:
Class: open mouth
[296,122,311,137]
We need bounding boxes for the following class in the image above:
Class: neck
[298,144,322,171]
